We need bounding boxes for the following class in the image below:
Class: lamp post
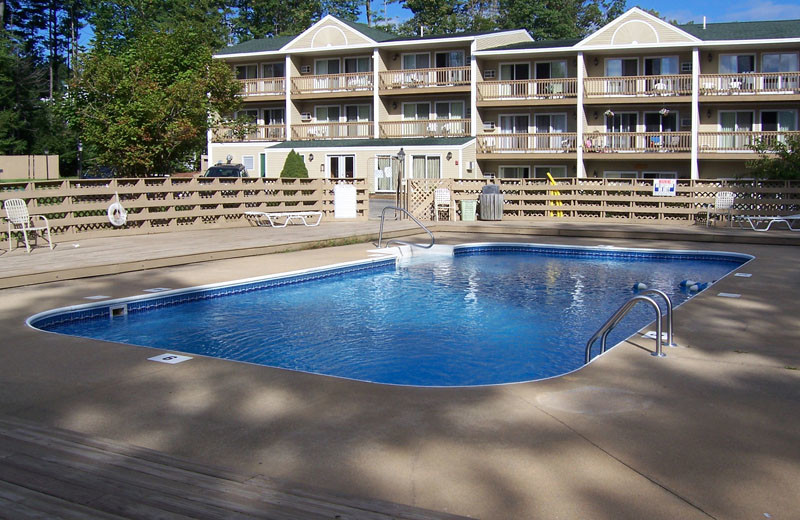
[77,141,83,179]
[395,147,405,211]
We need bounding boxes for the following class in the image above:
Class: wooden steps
[0,416,472,520]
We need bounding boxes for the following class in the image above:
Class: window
[761,110,797,146]
[264,108,284,126]
[534,166,567,178]
[719,111,754,150]
[344,57,371,73]
[328,155,355,179]
[403,102,430,120]
[235,64,257,79]
[762,53,799,90]
[534,114,567,150]
[644,57,678,75]
[603,171,637,179]
[315,59,340,75]
[499,115,529,151]
[606,58,638,76]
[410,155,441,179]
[642,171,677,179]
[500,63,530,97]
[434,101,464,119]
[402,53,429,69]
[242,155,255,171]
[435,51,466,83]
[402,102,430,136]
[345,105,371,137]
[261,62,285,78]
[235,109,258,122]
[499,166,530,178]
[315,106,341,137]
[720,55,755,74]
[535,61,567,79]
[606,113,638,150]
[375,155,394,192]
[644,112,677,132]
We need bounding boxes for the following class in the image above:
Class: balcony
[699,72,800,96]
[380,119,471,138]
[379,66,471,91]
[583,132,691,153]
[291,72,373,96]
[237,78,285,98]
[211,125,286,143]
[584,75,692,98]
[477,78,577,101]
[292,122,372,140]
[477,133,578,153]
[698,131,800,152]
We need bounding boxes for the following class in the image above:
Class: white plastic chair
[703,191,736,227]
[4,198,53,252]
[433,188,453,221]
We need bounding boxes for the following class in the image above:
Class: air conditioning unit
[466,161,474,171]
[484,69,496,79]
[300,112,312,121]
[300,65,312,74]
[483,121,496,131]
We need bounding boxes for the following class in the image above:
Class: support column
[285,54,292,141]
[576,52,585,178]
[691,47,700,179]
[470,41,478,137]
[373,48,380,139]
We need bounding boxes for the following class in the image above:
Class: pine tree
[280,150,309,178]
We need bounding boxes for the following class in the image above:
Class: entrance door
[500,63,530,97]
[328,155,355,179]
[719,111,753,150]
[607,113,638,150]
[499,115,529,151]
[534,114,566,150]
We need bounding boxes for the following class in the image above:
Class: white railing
[211,125,286,143]
[380,119,471,138]
[698,131,800,152]
[237,78,285,97]
[584,75,692,97]
[379,66,471,89]
[478,78,578,100]
[582,132,691,152]
[291,72,373,94]
[292,122,372,140]
[477,133,578,153]
[699,72,800,95]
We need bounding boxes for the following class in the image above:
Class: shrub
[280,150,309,178]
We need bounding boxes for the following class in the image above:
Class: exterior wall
[380,47,471,72]
[702,47,799,74]
[582,160,690,178]
[478,57,578,78]
[475,32,532,51]
[480,108,577,133]
[208,144,269,177]
[0,155,60,180]
[580,11,696,47]
[284,20,372,50]
[698,160,754,178]
[583,51,693,77]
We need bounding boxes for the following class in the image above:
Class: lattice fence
[1,177,368,242]
[406,178,800,223]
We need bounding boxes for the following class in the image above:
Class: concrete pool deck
[1,222,799,518]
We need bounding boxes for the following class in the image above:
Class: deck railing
[237,78,285,97]
[584,75,692,97]
[0,178,368,241]
[698,131,800,152]
[211,125,286,143]
[699,72,800,95]
[477,78,578,100]
[582,132,692,153]
[477,133,578,153]
[406,178,800,223]
[380,119,471,138]
[379,66,471,90]
[291,72,373,94]
[292,122,372,140]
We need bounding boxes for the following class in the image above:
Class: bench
[738,214,800,232]
[244,211,322,228]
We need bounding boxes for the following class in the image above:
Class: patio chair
[433,188,454,221]
[3,198,53,252]
[699,191,735,227]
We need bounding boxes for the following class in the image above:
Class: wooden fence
[1,177,368,242]
[407,178,800,223]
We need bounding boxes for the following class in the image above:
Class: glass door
[345,105,370,137]
[328,155,355,179]
[499,115,529,151]
[762,53,799,90]
[607,113,637,150]
[314,59,340,90]
[375,155,394,192]
[719,111,753,150]
[344,57,371,89]
[315,106,340,137]
[435,51,465,83]
[534,114,566,150]
[500,63,530,97]
[535,61,567,96]
[606,58,638,94]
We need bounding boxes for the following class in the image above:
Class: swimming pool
[29,243,750,386]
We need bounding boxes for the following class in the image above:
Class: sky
[365,0,800,26]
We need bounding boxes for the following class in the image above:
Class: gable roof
[484,38,581,52]
[678,19,800,40]
[338,19,396,42]
[215,35,297,56]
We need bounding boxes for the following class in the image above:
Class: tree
[70,26,242,176]
[747,136,800,180]
[231,0,360,42]
[280,150,309,178]
[499,0,626,40]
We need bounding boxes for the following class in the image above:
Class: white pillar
[285,54,292,140]
[576,52,585,177]
[691,47,700,180]
[206,128,214,167]
[373,48,380,139]
[470,41,478,137]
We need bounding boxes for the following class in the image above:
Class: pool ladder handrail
[377,206,435,249]
[585,289,675,364]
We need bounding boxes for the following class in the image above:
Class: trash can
[460,199,477,221]
[478,184,503,220]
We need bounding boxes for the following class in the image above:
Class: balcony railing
[292,122,372,140]
[698,131,800,152]
[211,125,286,143]
[238,78,285,97]
[699,72,800,95]
[477,133,578,153]
[478,78,578,100]
[380,119,471,138]
[379,66,471,90]
[291,72,373,95]
[584,75,692,97]
[582,132,691,152]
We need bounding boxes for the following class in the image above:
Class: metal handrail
[585,295,665,364]
[637,289,676,347]
[377,206,435,249]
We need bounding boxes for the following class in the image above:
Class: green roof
[269,137,474,149]
[384,29,507,43]
[338,19,396,42]
[678,19,800,40]
[215,35,297,56]
[485,38,581,51]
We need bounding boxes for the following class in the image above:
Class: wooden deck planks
[0,417,473,520]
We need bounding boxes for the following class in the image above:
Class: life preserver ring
[108,201,127,227]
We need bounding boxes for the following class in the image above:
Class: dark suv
[203,164,247,178]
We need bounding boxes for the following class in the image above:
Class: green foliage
[71,26,242,177]
[499,0,626,40]
[280,150,309,178]
[746,135,800,180]
[232,0,360,41]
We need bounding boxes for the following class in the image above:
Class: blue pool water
[31,244,749,386]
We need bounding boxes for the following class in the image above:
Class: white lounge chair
[244,210,322,228]
[3,198,53,252]
[740,214,800,232]
[433,188,454,221]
